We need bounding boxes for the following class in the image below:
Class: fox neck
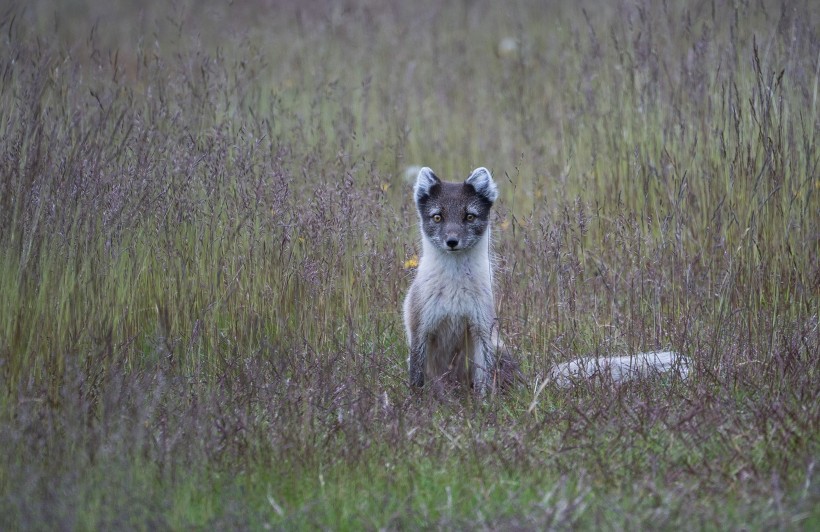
[419,227,493,280]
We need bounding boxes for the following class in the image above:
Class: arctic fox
[403,167,518,394]
[403,166,690,395]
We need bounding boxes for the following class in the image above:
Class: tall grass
[1,0,818,528]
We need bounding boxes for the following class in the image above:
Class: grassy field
[1,0,818,528]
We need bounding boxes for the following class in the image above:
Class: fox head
[413,167,498,252]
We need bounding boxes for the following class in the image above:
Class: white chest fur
[413,232,495,332]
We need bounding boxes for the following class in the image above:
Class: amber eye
[432,214,442,223]
[466,213,475,221]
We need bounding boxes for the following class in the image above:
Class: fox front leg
[471,334,496,396]
[408,341,425,388]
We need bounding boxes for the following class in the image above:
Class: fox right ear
[465,167,498,204]
[414,167,440,203]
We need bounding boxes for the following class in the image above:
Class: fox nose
[446,238,459,249]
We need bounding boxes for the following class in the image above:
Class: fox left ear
[414,167,441,204]
[465,167,498,204]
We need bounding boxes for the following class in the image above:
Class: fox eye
[432,214,442,223]
[466,213,475,221]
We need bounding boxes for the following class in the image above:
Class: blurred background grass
[0,0,817,528]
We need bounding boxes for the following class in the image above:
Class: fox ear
[414,167,440,203]
[465,167,498,203]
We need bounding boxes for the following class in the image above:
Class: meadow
[0,0,818,528]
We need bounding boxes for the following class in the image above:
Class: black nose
[446,239,459,249]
